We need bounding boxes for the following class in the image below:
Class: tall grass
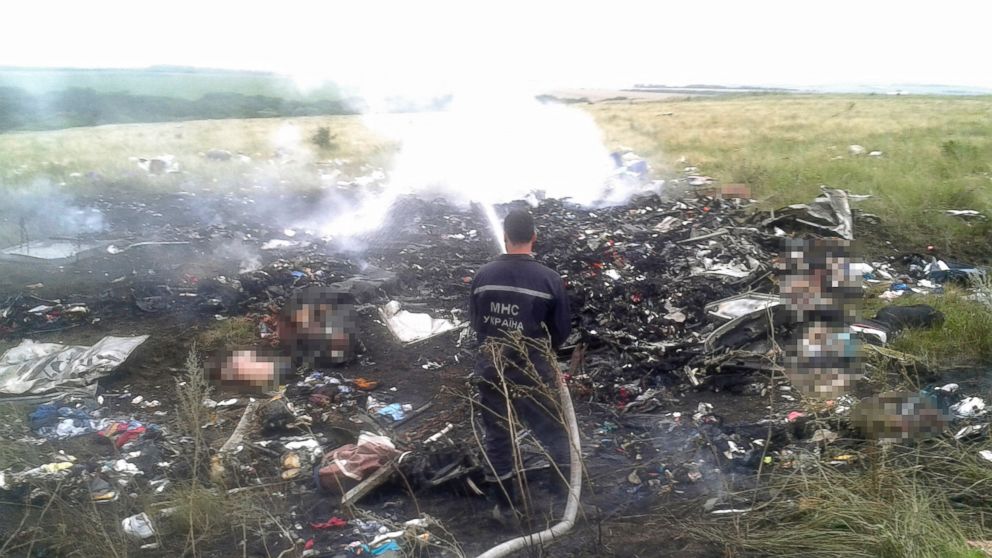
[196,318,258,353]
[688,444,990,558]
[175,345,211,477]
[890,292,992,367]
[0,403,39,470]
[858,286,992,367]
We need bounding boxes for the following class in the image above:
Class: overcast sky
[3,1,990,94]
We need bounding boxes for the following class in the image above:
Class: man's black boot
[489,477,522,527]
[543,464,571,501]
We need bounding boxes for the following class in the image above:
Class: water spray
[315,87,659,254]
[479,203,506,255]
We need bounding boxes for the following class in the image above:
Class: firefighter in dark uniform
[469,209,571,510]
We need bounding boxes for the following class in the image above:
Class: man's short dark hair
[503,209,535,244]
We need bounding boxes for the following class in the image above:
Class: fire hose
[476,370,583,558]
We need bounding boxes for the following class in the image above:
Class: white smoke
[318,86,646,240]
[212,239,262,273]
[1,181,105,243]
[385,88,617,204]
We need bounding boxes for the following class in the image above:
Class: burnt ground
[0,187,851,558]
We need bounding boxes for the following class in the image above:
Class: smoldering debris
[3,166,992,556]
[0,181,106,242]
[212,239,263,273]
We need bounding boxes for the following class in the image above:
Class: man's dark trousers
[476,346,569,481]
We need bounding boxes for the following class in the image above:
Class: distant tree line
[0,87,360,132]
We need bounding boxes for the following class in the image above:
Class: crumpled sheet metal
[764,187,856,240]
[703,306,787,353]
[0,335,149,395]
[378,301,464,344]
[705,293,782,321]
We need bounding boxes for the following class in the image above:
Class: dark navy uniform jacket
[469,254,571,352]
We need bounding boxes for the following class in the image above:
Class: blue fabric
[376,403,406,421]
[370,541,401,555]
[29,403,92,430]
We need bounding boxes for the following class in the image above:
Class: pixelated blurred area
[206,348,292,393]
[851,391,951,442]
[780,238,863,399]
[785,323,861,399]
[778,238,859,323]
[278,285,359,367]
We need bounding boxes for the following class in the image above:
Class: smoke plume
[0,181,105,244]
[317,87,650,241]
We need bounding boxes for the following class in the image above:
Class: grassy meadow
[588,95,992,255]
[0,115,396,193]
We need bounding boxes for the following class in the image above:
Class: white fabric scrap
[951,397,987,418]
[709,297,781,320]
[379,301,463,344]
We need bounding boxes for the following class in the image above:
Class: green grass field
[0,114,395,193]
[586,95,992,256]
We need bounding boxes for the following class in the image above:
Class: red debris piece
[309,393,333,407]
[99,422,147,448]
[310,517,348,530]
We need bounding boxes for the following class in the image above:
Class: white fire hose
[476,372,583,558]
